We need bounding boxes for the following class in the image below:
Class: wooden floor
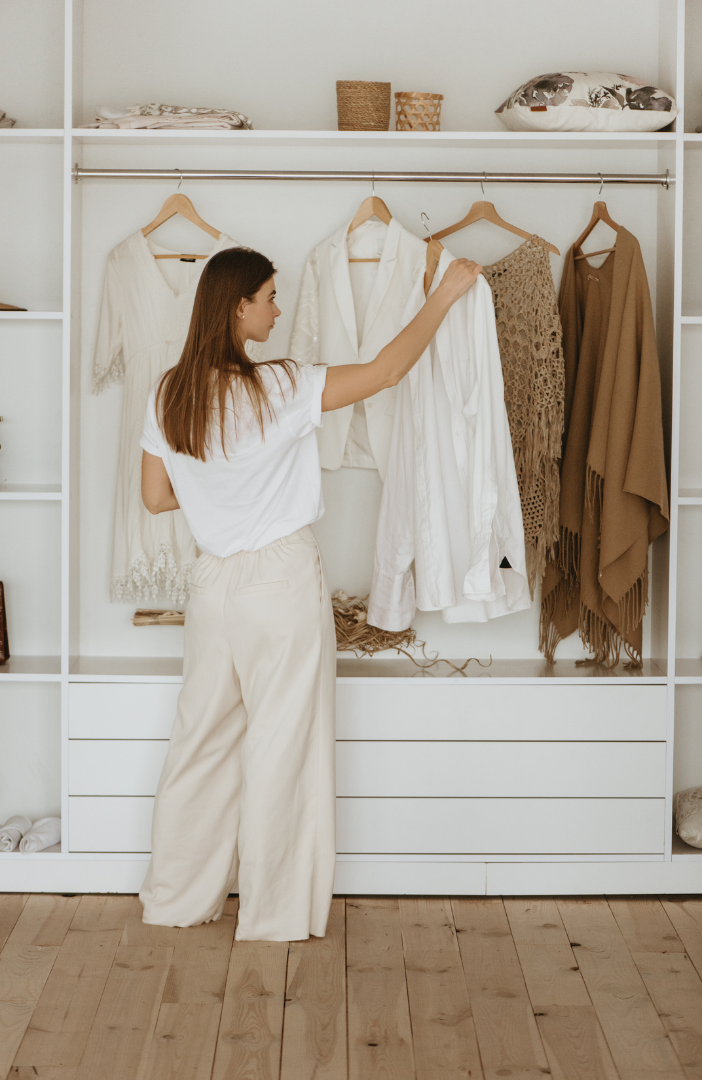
[0,895,702,1079]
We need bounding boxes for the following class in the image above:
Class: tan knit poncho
[482,237,565,594]
[540,227,669,667]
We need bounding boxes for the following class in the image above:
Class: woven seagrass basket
[336,80,391,131]
[395,91,444,131]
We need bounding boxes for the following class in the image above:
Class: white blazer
[289,216,427,479]
[367,249,530,629]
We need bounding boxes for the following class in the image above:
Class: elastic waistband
[200,525,314,565]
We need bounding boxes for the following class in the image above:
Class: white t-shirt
[140,362,328,556]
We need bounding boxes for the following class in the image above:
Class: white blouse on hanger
[289,216,427,479]
[368,249,530,629]
[93,230,260,605]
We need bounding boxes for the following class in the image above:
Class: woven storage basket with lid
[395,91,443,131]
[336,81,391,131]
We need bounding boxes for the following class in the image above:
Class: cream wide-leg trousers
[139,525,337,941]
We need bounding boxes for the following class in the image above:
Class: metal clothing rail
[72,167,672,186]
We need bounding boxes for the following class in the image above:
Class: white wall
[80,0,663,132]
[0,1,63,129]
[0,684,61,825]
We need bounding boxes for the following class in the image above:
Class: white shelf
[0,656,61,680]
[0,845,61,858]
[677,489,702,505]
[70,128,677,150]
[672,833,702,860]
[0,129,64,140]
[0,485,62,500]
[675,659,702,683]
[681,315,702,324]
[67,655,668,684]
[0,311,63,320]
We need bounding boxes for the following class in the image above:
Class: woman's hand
[434,258,483,304]
[321,256,484,413]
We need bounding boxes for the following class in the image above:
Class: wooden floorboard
[346,897,415,1080]
[2,893,702,1079]
[399,897,483,1080]
[279,896,347,1080]
[452,897,551,1080]
[557,898,687,1080]
[609,898,702,1080]
[504,899,619,1080]
[211,935,288,1080]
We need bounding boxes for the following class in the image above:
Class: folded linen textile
[83,103,253,130]
[0,111,16,128]
[0,815,32,851]
[19,816,61,853]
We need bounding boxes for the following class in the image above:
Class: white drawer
[69,683,180,738]
[69,740,169,795]
[69,736,667,800]
[68,794,665,855]
[336,684,667,741]
[69,796,154,852]
[337,798,665,854]
[336,742,665,798]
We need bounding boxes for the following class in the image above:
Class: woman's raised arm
[320,258,482,413]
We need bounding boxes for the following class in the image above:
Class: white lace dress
[93,230,260,605]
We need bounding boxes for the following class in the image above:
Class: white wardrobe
[1,0,702,895]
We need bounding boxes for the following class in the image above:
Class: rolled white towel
[0,815,32,852]
[19,817,61,853]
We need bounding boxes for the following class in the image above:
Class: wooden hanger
[573,200,620,260]
[142,192,221,260]
[426,199,559,255]
[347,195,393,263]
[423,237,444,296]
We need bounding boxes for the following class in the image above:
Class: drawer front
[69,796,154,852]
[336,684,667,741]
[70,738,667,799]
[337,742,666,798]
[68,795,665,855]
[69,683,180,738]
[69,740,169,795]
[337,798,665,855]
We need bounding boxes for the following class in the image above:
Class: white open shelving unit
[2,0,702,894]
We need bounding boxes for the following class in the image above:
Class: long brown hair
[155,247,297,461]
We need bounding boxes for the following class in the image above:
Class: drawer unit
[336,741,665,798]
[69,797,154,852]
[69,683,180,738]
[69,740,169,795]
[336,684,667,740]
[336,798,665,855]
[69,739,666,799]
[68,794,665,855]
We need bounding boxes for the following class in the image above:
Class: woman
[138,245,481,940]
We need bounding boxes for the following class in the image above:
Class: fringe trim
[539,580,565,664]
[576,602,621,668]
[618,562,649,641]
[556,525,580,589]
[93,358,125,395]
[111,544,195,607]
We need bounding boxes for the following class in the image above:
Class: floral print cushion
[496,72,677,132]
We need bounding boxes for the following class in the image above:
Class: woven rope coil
[336,81,391,131]
[395,91,443,131]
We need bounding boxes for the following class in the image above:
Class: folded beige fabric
[0,815,32,851]
[19,816,61,853]
[83,103,253,130]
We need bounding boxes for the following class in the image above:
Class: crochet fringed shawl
[540,227,669,667]
[482,237,565,595]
